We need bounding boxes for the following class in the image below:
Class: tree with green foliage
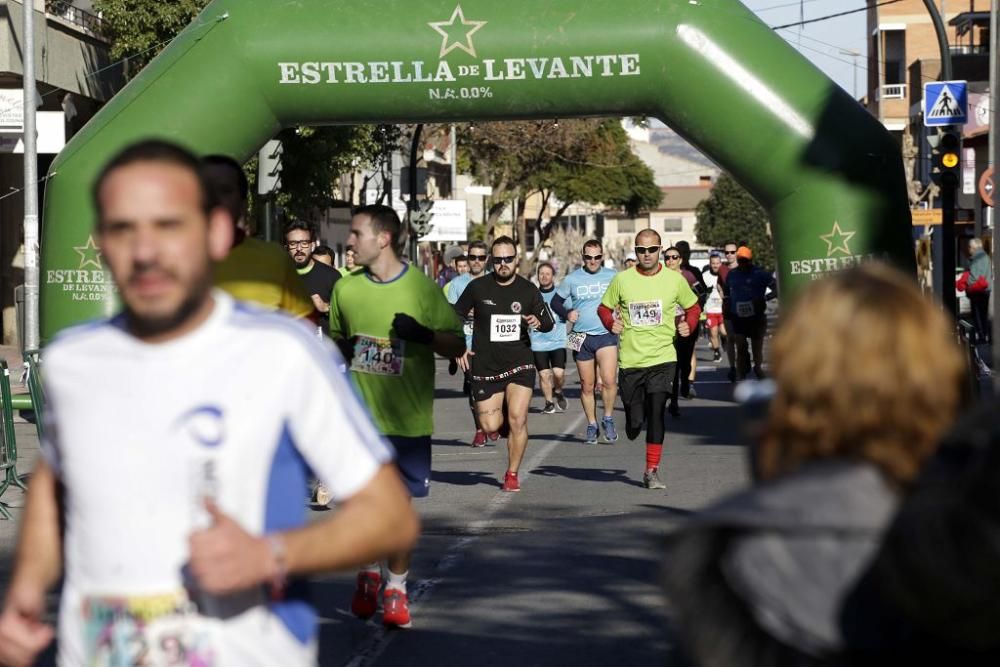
[94,0,397,223]
[695,174,775,271]
[456,119,660,248]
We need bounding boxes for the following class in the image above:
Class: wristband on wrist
[266,534,288,600]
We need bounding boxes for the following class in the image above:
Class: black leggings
[671,325,700,403]
[624,391,668,444]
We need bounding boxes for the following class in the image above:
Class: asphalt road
[0,337,754,667]
[315,342,752,667]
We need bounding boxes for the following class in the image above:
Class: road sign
[980,167,994,207]
[923,80,968,126]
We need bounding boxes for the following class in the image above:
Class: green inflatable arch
[41,0,913,341]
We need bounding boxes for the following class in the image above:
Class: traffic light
[257,139,283,196]
[933,130,961,187]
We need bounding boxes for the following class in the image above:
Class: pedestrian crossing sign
[923,80,968,127]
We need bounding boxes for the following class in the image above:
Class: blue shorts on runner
[389,435,432,498]
[573,332,619,362]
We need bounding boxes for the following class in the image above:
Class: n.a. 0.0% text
[428,87,494,100]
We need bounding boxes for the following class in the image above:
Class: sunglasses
[664,254,681,260]
[634,245,661,255]
[725,250,737,255]
[492,256,516,265]
[468,254,488,261]
[582,254,603,261]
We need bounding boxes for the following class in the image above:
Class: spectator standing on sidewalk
[661,263,966,667]
[957,237,992,344]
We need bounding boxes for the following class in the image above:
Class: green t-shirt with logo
[329,265,463,437]
[601,267,698,369]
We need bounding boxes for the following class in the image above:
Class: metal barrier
[23,351,45,442]
[0,360,24,519]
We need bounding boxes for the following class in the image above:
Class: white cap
[625,251,637,261]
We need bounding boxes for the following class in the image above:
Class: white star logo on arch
[429,5,487,59]
[819,222,855,257]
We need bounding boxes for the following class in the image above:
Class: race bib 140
[352,334,405,376]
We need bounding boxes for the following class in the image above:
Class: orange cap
[736,246,752,260]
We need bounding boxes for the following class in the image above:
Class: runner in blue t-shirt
[530,262,568,415]
[551,239,619,445]
[445,240,494,447]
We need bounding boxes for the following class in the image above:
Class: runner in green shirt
[598,229,701,490]
[329,205,465,630]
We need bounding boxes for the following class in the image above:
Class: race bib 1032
[490,314,521,342]
[352,334,405,376]
[628,300,663,327]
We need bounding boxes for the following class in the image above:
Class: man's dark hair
[202,154,249,201]
[676,240,692,263]
[355,204,402,249]
[537,261,555,274]
[283,219,316,242]
[724,240,738,248]
[468,240,488,254]
[345,244,355,252]
[583,239,603,253]
[93,139,215,220]
[313,244,333,259]
[492,235,516,253]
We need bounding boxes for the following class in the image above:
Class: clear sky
[744,0,867,99]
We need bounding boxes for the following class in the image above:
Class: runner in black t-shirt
[454,236,554,492]
[285,220,340,335]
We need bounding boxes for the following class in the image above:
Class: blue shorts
[573,332,619,362]
[389,435,432,498]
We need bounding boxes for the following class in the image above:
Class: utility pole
[22,0,39,353]
[991,0,999,390]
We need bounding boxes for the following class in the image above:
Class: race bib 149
[628,300,663,327]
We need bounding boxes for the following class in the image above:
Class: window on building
[663,218,683,232]
[883,30,905,86]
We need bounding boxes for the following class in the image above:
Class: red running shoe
[382,588,412,628]
[502,470,520,492]
[472,429,487,447]
[486,430,500,442]
[350,571,381,619]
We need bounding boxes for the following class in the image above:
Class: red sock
[645,443,663,470]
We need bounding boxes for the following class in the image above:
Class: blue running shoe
[602,416,619,443]
[584,422,599,445]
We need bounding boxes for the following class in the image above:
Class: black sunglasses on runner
[582,254,603,261]
[468,254,488,261]
[492,255,516,265]
[664,254,681,260]
[724,250,737,255]
[634,245,660,255]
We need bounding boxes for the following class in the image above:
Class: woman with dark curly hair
[661,263,968,667]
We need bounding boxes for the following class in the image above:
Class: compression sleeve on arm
[598,303,616,332]
[550,293,571,320]
[533,290,555,333]
[684,304,702,332]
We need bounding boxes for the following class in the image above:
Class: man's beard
[293,254,310,269]
[125,270,212,339]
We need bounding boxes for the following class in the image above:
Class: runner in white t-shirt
[701,251,727,363]
[0,141,418,667]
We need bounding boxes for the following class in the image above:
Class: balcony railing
[45,1,106,37]
[877,84,907,101]
[950,44,990,56]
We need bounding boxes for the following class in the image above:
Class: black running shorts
[618,362,677,407]
[471,365,537,401]
[532,349,567,372]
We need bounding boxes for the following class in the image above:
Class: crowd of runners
[0,139,779,664]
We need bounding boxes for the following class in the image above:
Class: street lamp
[838,48,861,100]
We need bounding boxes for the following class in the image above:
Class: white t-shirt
[703,269,724,314]
[42,292,392,667]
